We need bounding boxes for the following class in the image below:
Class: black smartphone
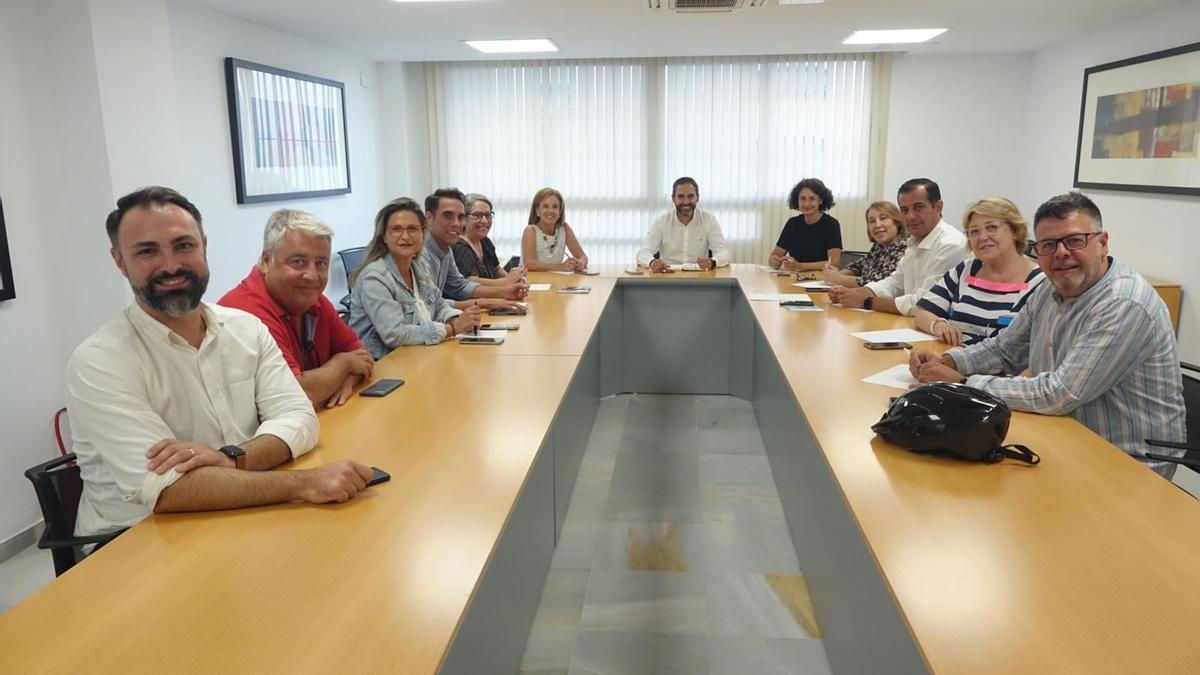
[488,307,527,316]
[359,378,405,397]
[367,467,391,487]
[460,335,504,345]
[864,341,911,350]
[779,299,814,307]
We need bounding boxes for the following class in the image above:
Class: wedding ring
[189,448,196,457]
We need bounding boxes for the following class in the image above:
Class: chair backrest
[841,250,867,268]
[1182,363,1200,445]
[24,454,83,543]
[337,246,367,288]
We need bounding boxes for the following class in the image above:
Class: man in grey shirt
[420,187,528,310]
[910,192,1185,478]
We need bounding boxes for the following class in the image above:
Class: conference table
[3,264,1200,674]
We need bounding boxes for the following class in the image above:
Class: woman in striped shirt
[915,197,1045,346]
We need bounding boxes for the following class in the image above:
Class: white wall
[0,0,388,546]
[166,0,384,304]
[883,53,1033,224]
[1019,0,1200,363]
[377,62,431,202]
[0,0,128,546]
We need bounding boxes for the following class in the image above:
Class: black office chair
[840,250,867,268]
[1145,362,1200,475]
[336,246,367,310]
[24,453,125,576]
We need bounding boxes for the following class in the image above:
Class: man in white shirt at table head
[67,186,375,542]
[637,177,731,273]
[829,178,967,315]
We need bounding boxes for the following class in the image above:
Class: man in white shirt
[67,186,375,540]
[829,178,967,315]
[637,177,731,272]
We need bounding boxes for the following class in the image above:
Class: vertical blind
[424,53,889,265]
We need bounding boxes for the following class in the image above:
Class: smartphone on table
[359,378,405,397]
[863,342,911,350]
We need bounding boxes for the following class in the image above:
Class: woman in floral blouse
[824,201,908,288]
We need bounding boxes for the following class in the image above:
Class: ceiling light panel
[464,39,559,54]
[843,28,947,45]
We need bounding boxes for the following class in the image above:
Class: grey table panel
[445,277,926,675]
[439,431,556,675]
[752,328,928,675]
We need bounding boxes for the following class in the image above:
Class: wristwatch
[219,445,247,469]
[862,296,874,311]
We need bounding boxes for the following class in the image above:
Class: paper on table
[862,363,918,390]
[786,305,825,313]
[849,328,936,343]
[528,283,551,291]
[794,280,832,290]
[670,263,703,271]
[547,270,574,275]
[457,330,508,341]
[747,292,812,302]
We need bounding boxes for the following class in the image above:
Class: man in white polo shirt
[67,186,375,542]
[829,178,967,315]
[637,177,731,272]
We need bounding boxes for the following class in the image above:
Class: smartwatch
[862,296,874,311]
[219,445,247,470]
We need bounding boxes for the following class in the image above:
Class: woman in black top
[453,193,505,280]
[768,178,842,272]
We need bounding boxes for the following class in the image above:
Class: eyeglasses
[965,222,1003,240]
[469,211,495,221]
[387,225,423,239]
[1031,232,1102,256]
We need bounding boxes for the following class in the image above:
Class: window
[425,53,887,264]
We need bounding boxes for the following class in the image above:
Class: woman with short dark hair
[768,177,842,272]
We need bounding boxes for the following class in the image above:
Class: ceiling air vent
[648,0,764,13]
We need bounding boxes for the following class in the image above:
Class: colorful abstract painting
[1092,81,1200,159]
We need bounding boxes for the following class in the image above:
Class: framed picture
[224,58,352,204]
[1074,41,1200,196]
[0,195,14,301]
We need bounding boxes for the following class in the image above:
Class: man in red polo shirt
[220,209,373,408]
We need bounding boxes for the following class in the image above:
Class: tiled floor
[0,541,54,613]
[519,394,833,675]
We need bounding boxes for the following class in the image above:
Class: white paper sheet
[785,305,825,313]
[849,328,936,343]
[746,292,813,302]
[862,363,918,390]
[793,280,832,290]
[528,283,552,291]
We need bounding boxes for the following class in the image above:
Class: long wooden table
[2,264,1198,674]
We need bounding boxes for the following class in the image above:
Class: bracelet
[446,322,455,338]
[931,318,949,331]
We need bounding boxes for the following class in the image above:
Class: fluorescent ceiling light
[843,28,947,45]
[465,39,559,54]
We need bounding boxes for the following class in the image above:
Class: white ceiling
[185,0,1184,62]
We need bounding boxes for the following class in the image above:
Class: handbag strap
[991,444,1040,466]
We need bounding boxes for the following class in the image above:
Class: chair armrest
[1142,451,1200,468]
[1144,439,1196,452]
[38,528,126,551]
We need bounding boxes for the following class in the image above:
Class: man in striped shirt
[910,192,1185,478]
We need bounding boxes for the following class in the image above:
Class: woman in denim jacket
[348,197,482,359]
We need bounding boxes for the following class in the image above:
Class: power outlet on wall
[360,70,372,88]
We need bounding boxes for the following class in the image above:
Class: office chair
[24,453,125,576]
[336,246,367,310]
[840,250,867,268]
[1145,362,1200,476]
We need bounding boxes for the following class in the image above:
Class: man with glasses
[420,187,528,310]
[909,192,1185,478]
[220,209,373,409]
[829,178,967,315]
